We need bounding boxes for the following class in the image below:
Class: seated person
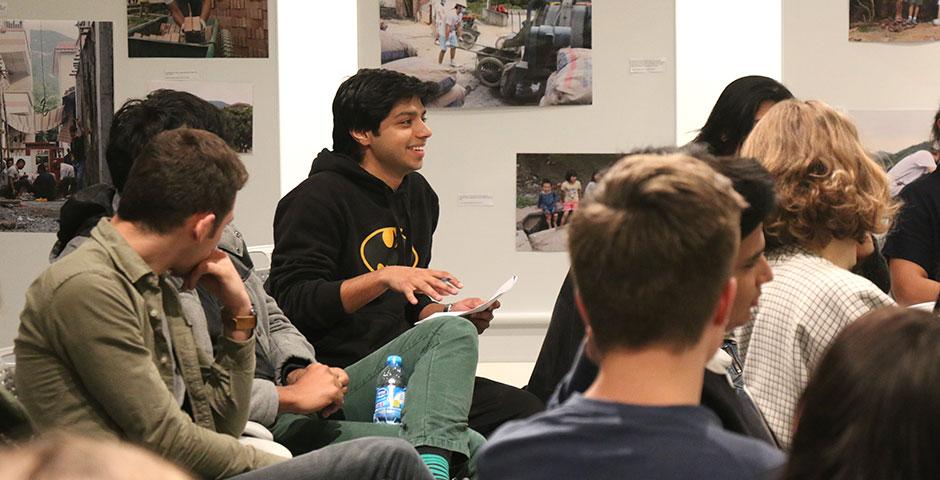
[781,307,940,480]
[15,128,432,480]
[883,105,940,306]
[30,164,57,200]
[55,89,480,479]
[476,151,785,479]
[266,68,543,437]
[736,100,896,448]
[525,75,795,402]
[549,151,779,446]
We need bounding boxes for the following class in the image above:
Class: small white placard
[163,70,201,81]
[629,58,666,74]
[458,193,494,207]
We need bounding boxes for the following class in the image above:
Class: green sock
[420,453,450,480]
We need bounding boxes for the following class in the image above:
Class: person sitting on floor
[476,150,785,479]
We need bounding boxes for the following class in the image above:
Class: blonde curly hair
[741,100,896,250]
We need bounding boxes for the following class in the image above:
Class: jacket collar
[89,217,158,285]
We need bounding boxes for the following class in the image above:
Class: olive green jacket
[14,218,282,479]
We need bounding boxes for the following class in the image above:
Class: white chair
[247,244,273,282]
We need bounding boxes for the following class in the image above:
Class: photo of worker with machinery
[379,0,592,108]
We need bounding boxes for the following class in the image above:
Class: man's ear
[349,129,372,147]
[575,289,600,362]
[190,212,217,241]
[712,276,737,331]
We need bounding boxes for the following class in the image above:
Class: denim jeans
[230,437,432,480]
[271,317,482,464]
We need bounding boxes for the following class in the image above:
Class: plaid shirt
[734,246,893,448]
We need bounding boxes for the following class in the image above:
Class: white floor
[476,362,536,388]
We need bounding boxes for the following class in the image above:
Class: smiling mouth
[408,145,425,152]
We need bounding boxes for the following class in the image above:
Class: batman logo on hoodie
[360,227,419,271]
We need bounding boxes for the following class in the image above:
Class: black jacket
[265,149,440,367]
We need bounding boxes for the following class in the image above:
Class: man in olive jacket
[15,128,430,480]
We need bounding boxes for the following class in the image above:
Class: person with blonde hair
[735,100,897,449]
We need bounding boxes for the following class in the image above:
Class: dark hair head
[693,75,794,156]
[932,105,940,146]
[565,170,577,181]
[107,89,227,192]
[569,148,745,353]
[541,178,552,185]
[332,69,439,161]
[782,307,940,480]
[37,164,47,173]
[705,155,776,237]
[15,159,24,167]
[117,128,247,234]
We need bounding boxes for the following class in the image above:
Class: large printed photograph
[380,0,593,108]
[127,0,269,58]
[516,152,620,252]
[0,20,114,232]
[849,0,940,42]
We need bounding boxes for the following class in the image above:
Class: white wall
[355,0,677,361]
[0,0,280,347]
[675,0,782,146]
[783,0,940,151]
[278,2,358,194]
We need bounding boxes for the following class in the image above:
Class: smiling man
[266,69,543,447]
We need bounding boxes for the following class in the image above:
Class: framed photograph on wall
[379,0,593,108]
[127,0,269,58]
[849,0,940,42]
[0,19,113,233]
[516,152,621,252]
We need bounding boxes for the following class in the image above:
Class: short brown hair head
[741,100,896,249]
[569,151,745,354]
[117,128,248,233]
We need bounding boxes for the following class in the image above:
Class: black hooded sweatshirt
[265,149,439,368]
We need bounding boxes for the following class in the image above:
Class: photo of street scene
[850,0,940,42]
[148,80,253,153]
[380,0,592,108]
[127,0,269,58]
[516,152,620,252]
[0,20,113,232]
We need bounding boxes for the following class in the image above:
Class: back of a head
[693,75,794,156]
[783,307,940,480]
[0,433,193,480]
[568,151,745,354]
[117,128,248,234]
[107,89,227,192]
[741,99,895,250]
[331,68,439,161]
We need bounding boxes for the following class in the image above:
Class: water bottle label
[373,385,407,423]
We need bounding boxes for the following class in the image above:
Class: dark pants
[229,437,432,480]
[470,376,544,437]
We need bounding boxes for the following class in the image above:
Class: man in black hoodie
[266,68,544,438]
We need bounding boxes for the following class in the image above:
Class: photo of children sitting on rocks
[516,153,619,252]
[379,0,592,108]
[850,0,940,42]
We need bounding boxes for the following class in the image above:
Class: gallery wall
[783,0,940,152]
[0,0,280,347]
[358,0,677,360]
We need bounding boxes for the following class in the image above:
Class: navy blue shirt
[477,394,785,480]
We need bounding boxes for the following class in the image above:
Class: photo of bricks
[127,0,269,58]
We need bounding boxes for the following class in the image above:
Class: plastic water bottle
[373,355,407,424]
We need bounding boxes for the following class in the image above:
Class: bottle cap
[386,355,402,367]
